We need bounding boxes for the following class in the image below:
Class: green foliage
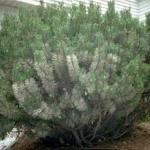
[142,13,150,102]
[0,116,15,139]
[140,13,150,122]
[0,2,149,146]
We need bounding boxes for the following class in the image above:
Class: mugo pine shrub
[139,13,150,121]
[143,14,150,104]
[0,2,149,146]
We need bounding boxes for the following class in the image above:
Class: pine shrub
[0,2,149,146]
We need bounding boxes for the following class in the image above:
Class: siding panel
[138,0,150,21]
[0,0,150,21]
[43,0,138,17]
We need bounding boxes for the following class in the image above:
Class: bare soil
[93,122,150,150]
[11,122,150,150]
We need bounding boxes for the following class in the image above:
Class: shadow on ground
[11,122,150,150]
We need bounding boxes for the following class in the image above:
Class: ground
[11,122,150,150]
[93,122,150,150]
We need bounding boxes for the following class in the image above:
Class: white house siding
[115,0,138,17]
[44,0,138,17]
[138,0,150,22]
[0,0,150,23]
